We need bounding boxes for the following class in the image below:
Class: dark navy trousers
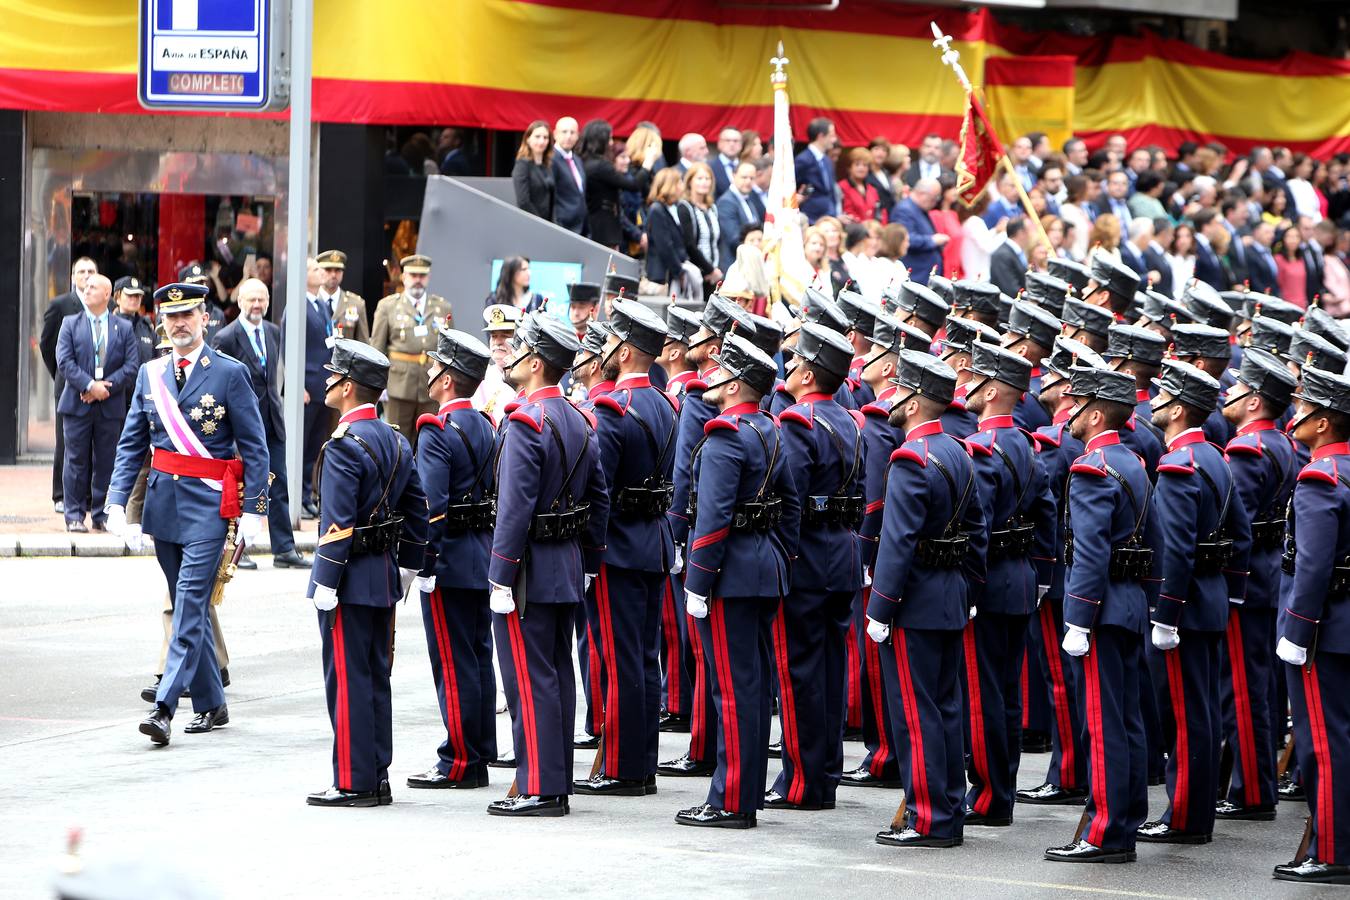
[879,627,966,840]
[1027,598,1086,791]
[586,563,664,780]
[420,586,495,779]
[301,399,329,503]
[577,602,604,737]
[695,596,776,815]
[1149,632,1222,836]
[155,538,226,716]
[319,603,394,793]
[494,604,576,797]
[61,413,119,524]
[671,570,719,764]
[659,574,692,718]
[264,434,295,555]
[962,611,1030,818]
[1221,606,1278,809]
[771,588,853,806]
[1286,651,1350,865]
[1073,625,1149,850]
[856,588,901,779]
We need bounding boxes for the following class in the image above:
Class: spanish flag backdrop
[4,0,1350,155]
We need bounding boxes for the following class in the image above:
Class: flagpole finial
[771,41,789,84]
[929,22,972,92]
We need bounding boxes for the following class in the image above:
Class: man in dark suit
[711,127,742,199]
[211,278,310,569]
[1142,221,1174,297]
[550,116,587,235]
[891,178,948,285]
[40,256,98,514]
[1298,215,1325,304]
[1120,219,1151,282]
[715,161,766,271]
[1245,221,1280,295]
[903,133,951,188]
[989,219,1031,297]
[1093,170,1134,228]
[1192,210,1228,291]
[793,117,839,223]
[289,257,332,519]
[1220,195,1251,289]
[55,274,140,532]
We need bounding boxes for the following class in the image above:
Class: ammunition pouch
[1194,536,1234,574]
[616,481,675,519]
[988,519,1034,560]
[802,495,864,528]
[1331,561,1350,594]
[350,517,405,556]
[915,534,970,569]
[1108,544,1154,581]
[529,504,591,542]
[444,499,496,535]
[731,496,782,532]
[1251,519,1284,551]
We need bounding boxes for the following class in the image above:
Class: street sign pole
[283,0,312,529]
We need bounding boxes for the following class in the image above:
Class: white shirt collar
[808,144,825,162]
[173,341,207,370]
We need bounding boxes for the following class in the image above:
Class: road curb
[5,531,319,558]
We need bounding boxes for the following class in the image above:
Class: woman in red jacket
[838,147,887,223]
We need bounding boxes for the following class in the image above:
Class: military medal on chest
[188,392,227,435]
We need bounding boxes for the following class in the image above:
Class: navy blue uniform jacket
[417,398,497,590]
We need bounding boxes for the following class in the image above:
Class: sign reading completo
[139,0,287,110]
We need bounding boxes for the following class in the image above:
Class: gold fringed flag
[955,88,1002,205]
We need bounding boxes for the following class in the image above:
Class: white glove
[1276,637,1308,666]
[585,574,595,593]
[490,583,515,615]
[866,616,890,644]
[124,524,144,554]
[862,567,873,587]
[1036,584,1050,607]
[969,606,978,620]
[670,544,685,575]
[238,512,265,544]
[1062,625,1090,658]
[312,583,338,611]
[1228,596,1245,606]
[104,504,127,537]
[686,591,708,619]
[1151,622,1180,651]
[412,574,436,596]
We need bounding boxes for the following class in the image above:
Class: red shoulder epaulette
[1032,427,1062,450]
[848,409,866,429]
[1070,452,1107,476]
[416,413,445,431]
[780,409,812,429]
[1298,460,1338,485]
[593,394,625,416]
[508,409,543,433]
[890,445,925,467]
[705,417,738,435]
[861,402,889,419]
[1225,435,1263,457]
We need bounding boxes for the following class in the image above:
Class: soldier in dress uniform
[566,322,613,407]
[1103,324,1167,475]
[769,323,864,811]
[1270,364,1350,885]
[659,306,703,403]
[659,296,755,778]
[961,342,1057,827]
[486,313,609,818]
[936,316,999,439]
[1043,367,1161,864]
[1083,255,1140,321]
[1138,360,1252,844]
[952,280,1002,330]
[1169,324,1237,447]
[407,329,499,791]
[1019,337,1109,807]
[113,277,156,373]
[836,290,884,408]
[370,254,455,441]
[317,249,370,343]
[574,301,677,797]
[864,350,987,848]
[1002,300,1062,433]
[567,282,602,341]
[104,283,270,745]
[177,263,227,343]
[772,295,849,416]
[472,304,521,421]
[675,334,800,829]
[306,339,429,807]
[1217,349,1298,823]
[1060,299,1113,355]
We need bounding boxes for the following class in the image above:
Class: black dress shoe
[840,765,902,788]
[139,707,171,746]
[767,740,782,759]
[407,766,489,789]
[234,553,257,570]
[486,753,517,769]
[1215,800,1276,821]
[1021,730,1052,753]
[273,550,311,568]
[378,780,392,805]
[307,787,379,807]
[220,668,230,688]
[1044,839,1136,863]
[1273,857,1350,885]
[658,712,691,733]
[644,774,658,795]
[763,789,824,811]
[1278,776,1306,801]
[301,502,320,520]
[875,827,961,848]
[66,521,88,533]
[141,676,162,705]
[573,731,601,749]
[90,521,108,534]
[574,774,648,796]
[657,754,715,777]
[1016,783,1088,805]
[675,803,755,829]
[1135,821,1211,844]
[486,794,566,817]
[184,704,228,733]
[964,809,1013,826]
[842,725,864,742]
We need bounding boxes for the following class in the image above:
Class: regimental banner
[983,56,1075,152]
[5,1,1350,155]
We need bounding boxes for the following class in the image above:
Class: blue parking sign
[139,0,279,110]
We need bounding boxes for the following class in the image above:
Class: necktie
[252,327,267,367]
[312,297,332,337]
[175,357,190,388]
[92,316,105,372]
[819,157,835,213]
[566,154,583,190]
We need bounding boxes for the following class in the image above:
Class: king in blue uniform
[305,340,429,807]
[407,329,499,791]
[106,283,270,746]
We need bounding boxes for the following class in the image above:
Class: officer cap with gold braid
[891,349,957,406]
[325,338,391,392]
[177,263,208,285]
[428,328,491,382]
[114,276,145,297]
[483,303,521,334]
[316,249,348,269]
[708,332,778,395]
[401,254,432,275]
[154,282,209,314]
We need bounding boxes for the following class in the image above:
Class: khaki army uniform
[327,288,370,344]
[370,291,454,440]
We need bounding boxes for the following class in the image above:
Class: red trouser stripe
[1021,646,1031,729]
[772,607,806,804]
[1085,638,1110,847]
[661,578,682,714]
[429,588,467,781]
[333,608,351,790]
[505,611,540,796]
[846,620,861,728]
[586,618,603,733]
[709,600,741,812]
[865,630,892,774]
[1164,648,1190,831]
[1305,663,1337,864]
[1039,601,1078,789]
[689,614,709,759]
[596,565,622,775]
[894,629,932,834]
[963,622,993,814]
[1225,609,1260,807]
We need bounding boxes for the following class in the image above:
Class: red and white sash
[148,355,223,491]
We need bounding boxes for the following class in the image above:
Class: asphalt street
[0,556,1331,898]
